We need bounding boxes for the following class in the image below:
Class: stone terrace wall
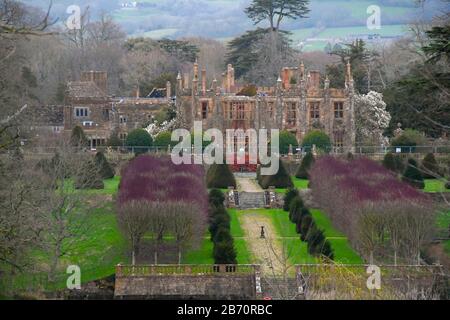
[115,274,256,300]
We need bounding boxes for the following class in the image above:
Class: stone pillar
[288,144,293,160]
[166,81,171,99]
[176,72,182,94]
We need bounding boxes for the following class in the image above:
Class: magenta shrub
[309,156,434,264]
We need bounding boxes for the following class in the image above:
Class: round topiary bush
[154,131,175,148]
[402,158,425,189]
[125,129,153,154]
[446,181,450,189]
[206,164,237,189]
[95,152,115,179]
[390,129,425,153]
[301,130,331,153]
[422,153,439,179]
[295,152,315,179]
[279,130,298,155]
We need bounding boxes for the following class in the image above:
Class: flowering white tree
[354,91,391,146]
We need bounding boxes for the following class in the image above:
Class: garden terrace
[116,264,257,276]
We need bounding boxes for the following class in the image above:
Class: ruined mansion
[25,61,356,150]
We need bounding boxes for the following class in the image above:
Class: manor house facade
[176,61,356,149]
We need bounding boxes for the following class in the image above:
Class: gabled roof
[67,81,106,99]
[147,88,167,98]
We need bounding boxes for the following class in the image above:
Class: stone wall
[115,274,256,300]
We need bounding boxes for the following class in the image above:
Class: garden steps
[238,192,266,209]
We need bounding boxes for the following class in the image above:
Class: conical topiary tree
[320,240,334,261]
[283,188,299,211]
[213,240,237,264]
[306,227,326,256]
[421,153,439,179]
[209,189,225,208]
[382,153,396,172]
[295,152,315,179]
[299,214,315,241]
[402,158,425,189]
[95,152,115,179]
[289,196,304,223]
[206,164,236,188]
[258,158,293,189]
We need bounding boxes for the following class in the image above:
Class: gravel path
[239,212,285,275]
[236,177,264,193]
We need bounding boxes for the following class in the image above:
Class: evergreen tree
[299,214,314,241]
[206,163,237,189]
[289,196,304,223]
[382,153,396,172]
[295,152,314,179]
[421,153,440,179]
[402,158,425,189]
[209,189,225,208]
[94,152,115,179]
[213,240,237,264]
[283,188,299,211]
[258,158,293,189]
[125,129,153,154]
[321,240,334,260]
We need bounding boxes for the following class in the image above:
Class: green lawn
[424,179,450,193]
[184,208,253,265]
[231,209,317,264]
[1,202,128,293]
[436,210,450,256]
[275,177,309,194]
[311,209,363,264]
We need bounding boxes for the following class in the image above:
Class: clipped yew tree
[206,163,236,189]
[258,158,293,189]
[421,153,439,179]
[295,152,315,179]
[402,158,425,189]
[382,153,396,172]
[95,152,115,179]
[283,188,299,211]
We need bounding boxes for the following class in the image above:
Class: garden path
[236,176,263,193]
[240,213,286,275]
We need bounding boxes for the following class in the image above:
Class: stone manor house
[25,61,356,150]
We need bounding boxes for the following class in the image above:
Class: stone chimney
[201,68,207,96]
[282,67,290,90]
[81,71,108,93]
[308,71,321,89]
[166,81,171,99]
